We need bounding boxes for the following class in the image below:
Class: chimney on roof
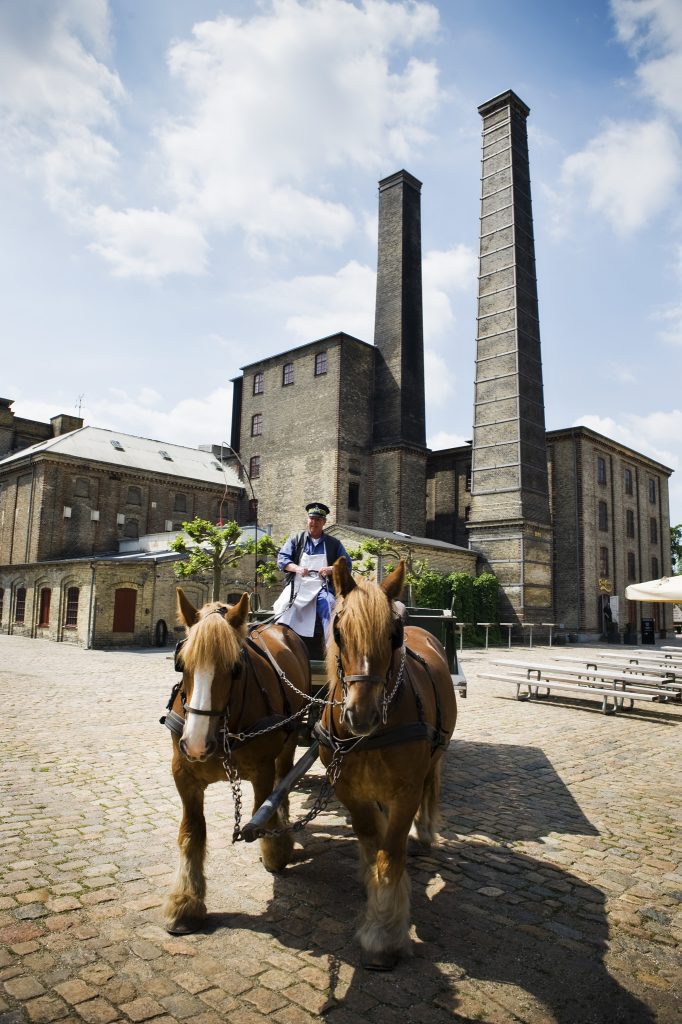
[50,413,83,437]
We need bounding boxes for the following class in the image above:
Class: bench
[492,657,673,691]
[480,670,658,714]
[546,655,682,695]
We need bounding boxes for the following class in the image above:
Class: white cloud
[423,244,477,342]
[89,387,233,448]
[271,260,376,343]
[0,0,124,211]
[424,349,455,407]
[611,0,682,121]
[561,118,681,234]
[88,206,209,278]
[427,429,469,451]
[653,303,682,345]
[158,0,442,252]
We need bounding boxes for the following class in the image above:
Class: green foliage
[671,524,682,575]
[170,518,278,601]
[409,568,451,608]
[447,571,500,645]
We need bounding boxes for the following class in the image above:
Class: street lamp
[220,442,260,610]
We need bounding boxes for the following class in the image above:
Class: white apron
[273,551,327,637]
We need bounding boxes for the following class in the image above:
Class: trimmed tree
[170,518,278,602]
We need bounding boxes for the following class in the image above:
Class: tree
[170,518,278,602]
[671,524,682,575]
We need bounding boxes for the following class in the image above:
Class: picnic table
[482,656,679,714]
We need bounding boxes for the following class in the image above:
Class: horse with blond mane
[163,589,311,935]
[317,558,457,969]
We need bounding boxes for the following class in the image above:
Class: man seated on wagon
[273,501,351,651]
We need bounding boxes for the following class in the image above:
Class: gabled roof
[0,426,243,488]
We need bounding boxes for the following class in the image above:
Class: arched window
[15,587,26,623]
[74,477,90,497]
[250,455,261,479]
[173,493,188,513]
[127,486,142,505]
[65,587,79,627]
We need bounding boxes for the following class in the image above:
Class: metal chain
[382,647,406,724]
[243,747,345,841]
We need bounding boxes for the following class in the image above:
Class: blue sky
[2,0,681,524]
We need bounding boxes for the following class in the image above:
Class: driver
[273,501,351,638]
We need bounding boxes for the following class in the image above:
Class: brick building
[0,415,246,647]
[229,90,674,639]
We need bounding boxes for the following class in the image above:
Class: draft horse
[163,588,311,935]
[318,559,457,970]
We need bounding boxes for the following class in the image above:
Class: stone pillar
[372,170,427,534]
[467,91,553,622]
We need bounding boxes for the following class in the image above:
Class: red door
[113,588,137,632]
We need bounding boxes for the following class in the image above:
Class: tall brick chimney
[371,170,427,534]
[466,90,553,622]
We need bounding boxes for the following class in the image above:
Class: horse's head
[175,588,250,762]
[328,559,406,736]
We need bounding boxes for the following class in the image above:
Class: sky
[2,0,681,524]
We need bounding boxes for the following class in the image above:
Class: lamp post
[221,442,259,609]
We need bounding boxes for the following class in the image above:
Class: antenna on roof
[76,394,84,416]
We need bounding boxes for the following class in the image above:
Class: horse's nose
[179,736,216,762]
[342,704,379,737]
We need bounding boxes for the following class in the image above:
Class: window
[626,508,635,538]
[64,587,79,627]
[15,587,26,623]
[624,468,633,495]
[250,455,261,479]
[598,500,608,531]
[464,506,471,522]
[597,456,606,486]
[253,371,264,395]
[39,588,51,626]
[348,481,360,511]
[465,464,472,493]
[650,518,658,545]
[159,450,173,462]
[282,362,294,386]
[173,493,188,513]
[599,546,609,577]
[113,588,137,633]
[314,351,327,376]
[652,556,659,579]
[251,413,263,437]
[74,477,90,497]
[627,552,636,581]
[648,478,656,504]
[110,439,125,451]
[127,486,141,505]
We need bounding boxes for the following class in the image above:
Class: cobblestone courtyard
[1,635,680,1023]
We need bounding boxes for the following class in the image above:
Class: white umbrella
[625,576,682,602]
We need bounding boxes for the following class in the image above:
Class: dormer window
[110,439,124,451]
[159,449,173,461]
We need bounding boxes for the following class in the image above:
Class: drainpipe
[24,456,36,563]
[86,561,96,649]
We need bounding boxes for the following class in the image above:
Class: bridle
[176,607,243,719]
[332,608,406,724]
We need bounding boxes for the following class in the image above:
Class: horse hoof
[166,918,203,935]
[361,949,399,971]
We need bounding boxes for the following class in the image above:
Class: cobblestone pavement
[0,635,680,1024]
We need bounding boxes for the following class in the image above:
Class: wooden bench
[492,657,674,690]
[480,670,658,714]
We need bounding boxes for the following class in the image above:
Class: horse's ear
[332,556,356,597]
[177,588,199,627]
[381,560,406,602]
[227,593,250,628]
